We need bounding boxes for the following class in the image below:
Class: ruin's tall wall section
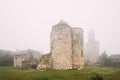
[51,23,72,70]
[72,28,84,69]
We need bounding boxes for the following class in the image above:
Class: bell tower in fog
[85,30,99,64]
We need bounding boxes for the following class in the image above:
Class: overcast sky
[0,0,120,55]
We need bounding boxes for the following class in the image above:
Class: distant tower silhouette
[85,30,99,64]
[88,30,95,42]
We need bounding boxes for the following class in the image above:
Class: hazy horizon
[0,0,120,55]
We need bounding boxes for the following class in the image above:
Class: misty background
[0,0,120,55]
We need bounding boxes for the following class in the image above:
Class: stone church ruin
[51,21,84,70]
[37,21,84,70]
[14,21,84,70]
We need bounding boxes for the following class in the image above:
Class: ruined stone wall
[14,57,17,67]
[36,21,85,70]
[51,23,72,70]
[37,54,52,70]
[14,54,30,67]
[72,28,84,69]
[50,22,84,70]
[14,49,41,68]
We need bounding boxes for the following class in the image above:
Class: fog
[0,0,120,55]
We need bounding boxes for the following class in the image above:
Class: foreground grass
[0,66,120,80]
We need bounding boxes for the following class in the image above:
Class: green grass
[0,66,120,80]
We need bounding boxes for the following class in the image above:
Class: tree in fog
[0,50,14,66]
[97,51,111,67]
[97,51,120,68]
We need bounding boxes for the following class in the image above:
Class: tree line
[0,49,14,66]
[97,51,120,68]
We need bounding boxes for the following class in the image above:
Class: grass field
[0,66,120,80]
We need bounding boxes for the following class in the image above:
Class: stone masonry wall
[51,23,72,70]
[72,28,84,69]
[50,21,84,70]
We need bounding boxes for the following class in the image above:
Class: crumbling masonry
[50,21,84,70]
[14,21,84,70]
